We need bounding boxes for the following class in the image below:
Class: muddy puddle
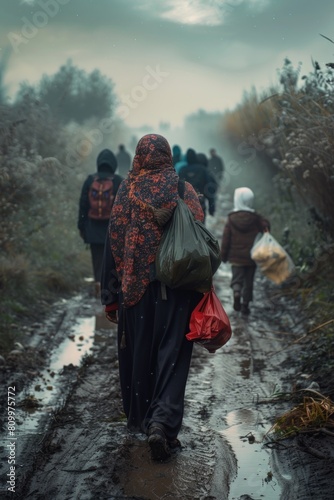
[0,301,113,486]
[1,279,295,499]
[205,266,293,499]
[2,264,334,499]
[115,262,291,499]
[222,410,281,499]
[18,316,96,434]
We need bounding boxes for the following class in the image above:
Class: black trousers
[117,281,202,441]
[90,244,105,282]
[231,264,256,303]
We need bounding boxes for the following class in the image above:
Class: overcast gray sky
[1,0,333,128]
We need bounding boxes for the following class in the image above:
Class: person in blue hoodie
[78,149,123,295]
[172,144,182,167]
[174,146,188,174]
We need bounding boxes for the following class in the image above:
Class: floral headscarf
[109,134,203,307]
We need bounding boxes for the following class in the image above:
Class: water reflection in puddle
[18,312,112,434]
[51,316,95,370]
[223,408,282,500]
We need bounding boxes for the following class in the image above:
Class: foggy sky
[0,0,333,128]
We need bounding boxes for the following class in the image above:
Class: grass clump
[269,394,334,439]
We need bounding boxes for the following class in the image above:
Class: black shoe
[168,438,181,453]
[148,425,171,461]
[241,303,250,315]
[233,292,241,312]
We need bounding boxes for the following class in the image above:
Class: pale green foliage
[0,60,118,324]
[16,60,116,125]
[223,56,334,253]
[275,60,334,234]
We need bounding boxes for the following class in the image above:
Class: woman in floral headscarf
[101,134,204,461]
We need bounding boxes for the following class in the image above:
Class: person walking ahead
[101,134,204,461]
[116,144,132,177]
[221,187,270,315]
[78,149,123,295]
[179,148,212,221]
[197,152,217,219]
[208,148,224,183]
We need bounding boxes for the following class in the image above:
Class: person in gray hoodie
[78,149,123,294]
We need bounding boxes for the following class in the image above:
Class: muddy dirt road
[1,217,334,499]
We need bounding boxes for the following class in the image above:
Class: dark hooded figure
[208,148,224,182]
[172,144,182,166]
[78,149,123,294]
[197,152,217,217]
[101,134,204,461]
[116,144,132,178]
[179,148,212,220]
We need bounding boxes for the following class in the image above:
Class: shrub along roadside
[0,61,123,356]
[223,57,334,240]
[222,55,334,394]
[0,226,92,356]
[296,254,334,395]
[0,112,92,355]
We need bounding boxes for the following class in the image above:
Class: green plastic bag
[195,220,222,276]
[155,199,221,292]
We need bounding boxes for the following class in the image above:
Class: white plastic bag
[250,232,295,284]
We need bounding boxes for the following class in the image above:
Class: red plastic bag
[186,289,232,353]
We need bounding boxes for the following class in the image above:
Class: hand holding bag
[186,288,232,353]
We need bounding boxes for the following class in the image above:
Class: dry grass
[268,393,334,439]
[224,86,276,141]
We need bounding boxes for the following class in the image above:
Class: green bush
[0,60,122,354]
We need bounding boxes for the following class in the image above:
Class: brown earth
[1,207,334,499]
[1,264,334,499]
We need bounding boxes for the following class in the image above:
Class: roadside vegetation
[0,58,131,354]
[270,392,334,440]
[223,46,334,430]
[1,45,333,408]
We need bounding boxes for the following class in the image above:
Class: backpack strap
[178,179,185,199]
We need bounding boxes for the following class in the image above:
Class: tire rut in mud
[19,327,126,500]
[114,347,223,500]
[4,274,334,500]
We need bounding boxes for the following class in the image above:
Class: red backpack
[88,175,114,220]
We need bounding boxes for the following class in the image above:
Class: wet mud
[1,220,334,499]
